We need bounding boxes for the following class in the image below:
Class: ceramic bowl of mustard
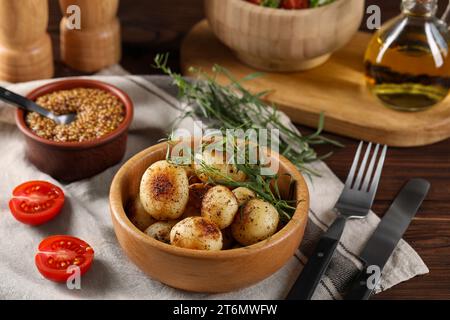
[15,79,133,182]
[109,141,309,293]
[205,0,365,71]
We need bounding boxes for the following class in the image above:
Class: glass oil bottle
[365,0,450,111]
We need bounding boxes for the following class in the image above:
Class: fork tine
[344,141,363,188]
[361,144,380,191]
[353,142,372,190]
[369,145,388,194]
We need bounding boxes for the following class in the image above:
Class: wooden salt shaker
[0,0,54,83]
[59,0,121,72]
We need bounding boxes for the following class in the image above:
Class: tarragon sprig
[154,53,342,177]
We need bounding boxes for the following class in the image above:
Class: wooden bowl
[205,0,364,72]
[15,79,133,183]
[109,141,309,293]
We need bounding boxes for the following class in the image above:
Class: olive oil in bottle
[365,0,450,111]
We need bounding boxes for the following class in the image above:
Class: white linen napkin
[0,73,428,300]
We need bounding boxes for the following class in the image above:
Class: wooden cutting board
[180,20,450,147]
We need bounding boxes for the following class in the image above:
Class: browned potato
[140,160,189,220]
[194,150,246,183]
[127,196,155,231]
[232,187,256,206]
[201,185,239,229]
[231,199,279,246]
[170,217,223,251]
[144,221,178,244]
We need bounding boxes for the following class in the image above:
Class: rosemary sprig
[165,137,298,222]
[154,53,342,176]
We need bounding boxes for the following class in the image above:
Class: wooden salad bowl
[109,141,310,293]
[205,0,364,72]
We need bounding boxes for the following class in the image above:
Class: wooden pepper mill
[59,0,121,72]
[0,0,54,83]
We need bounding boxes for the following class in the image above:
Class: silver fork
[286,142,388,300]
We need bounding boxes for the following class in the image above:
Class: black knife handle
[0,86,49,115]
[286,215,347,300]
[344,267,377,300]
[0,86,30,111]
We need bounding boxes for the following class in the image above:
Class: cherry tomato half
[9,181,65,226]
[35,235,94,283]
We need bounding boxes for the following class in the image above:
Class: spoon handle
[0,86,58,121]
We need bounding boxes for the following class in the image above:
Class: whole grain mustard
[26,88,125,142]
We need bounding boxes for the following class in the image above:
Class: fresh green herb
[261,0,281,8]
[166,137,298,222]
[154,54,342,176]
[310,0,335,8]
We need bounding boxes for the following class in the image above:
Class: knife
[344,179,430,300]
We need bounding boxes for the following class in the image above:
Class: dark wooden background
[47,0,450,299]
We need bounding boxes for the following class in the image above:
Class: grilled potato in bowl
[140,160,189,220]
[232,187,256,206]
[194,150,246,183]
[201,185,239,229]
[144,221,178,244]
[231,199,279,246]
[170,217,223,251]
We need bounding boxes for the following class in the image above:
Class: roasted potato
[232,187,256,206]
[127,196,155,231]
[194,150,246,183]
[170,217,223,251]
[140,160,189,220]
[201,185,239,229]
[144,221,178,244]
[231,199,279,246]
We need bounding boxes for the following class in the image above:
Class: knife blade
[344,178,430,300]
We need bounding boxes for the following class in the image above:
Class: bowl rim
[15,78,134,150]
[233,0,344,15]
[109,141,310,260]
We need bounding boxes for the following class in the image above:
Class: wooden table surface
[47,0,450,299]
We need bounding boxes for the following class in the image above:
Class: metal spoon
[0,86,77,125]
